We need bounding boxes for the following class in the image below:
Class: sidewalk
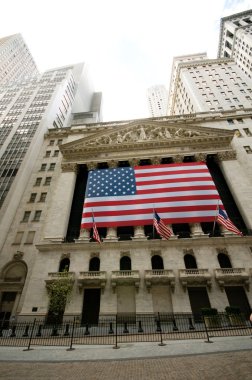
[0,335,251,362]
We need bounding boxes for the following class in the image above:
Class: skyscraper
[0,34,39,84]
[167,54,252,115]
[147,85,168,117]
[0,35,102,250]
[218,9,252,79]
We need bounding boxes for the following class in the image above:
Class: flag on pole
[92,213,101,243]
[216,207,243,236]
[153,211,172,240]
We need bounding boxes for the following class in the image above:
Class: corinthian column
[132,225,147,240]
[104,227,119,242]
[43,163,78,242]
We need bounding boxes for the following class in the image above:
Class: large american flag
[81,162,221,229]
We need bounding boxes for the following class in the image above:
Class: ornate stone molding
[217,151,237,161]
[86,162,97,171]
[61,162,78,172]
[195,153,207,162]
[13,251,24,260]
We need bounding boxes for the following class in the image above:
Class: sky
[1,0,252,121]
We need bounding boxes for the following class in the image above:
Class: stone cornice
[44,109,252,139]
[35,235,252,252]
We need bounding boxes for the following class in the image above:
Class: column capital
[172,155,183,163]
[61,162,78,173]
[151,157,161,165]
[128,158,140,166]
[107,160,118,168]
[86,161,97,171]
[195,153,207,162]
[217,150,236,162]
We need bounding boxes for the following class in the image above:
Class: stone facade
[0,111,252,321]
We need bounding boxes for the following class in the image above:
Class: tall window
[89,257,100,271]
[33,210,42,222]
[34,177,42,186]
[22,211,31,222]
[29,193,37,203]
[120,256,131,270]
[151,255,164,270]
[218,253,232,268]
[44,177,52,186]
[184,254,197,269]
[59,258,70,272]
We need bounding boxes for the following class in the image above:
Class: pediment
[60,120,234,159]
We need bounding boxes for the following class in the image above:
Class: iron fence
[0,312,251,350]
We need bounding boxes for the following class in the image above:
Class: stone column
[218,151,252,230]
[167,224,178,239]
[132,225,147,240]
[43,163,77,242]
[77,229,91,242]
[219,224,236,237]
[104,227,118,242]
[190,223,209,238]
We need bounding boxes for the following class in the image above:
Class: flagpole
[152,205,155,239]
[212,200,220,236]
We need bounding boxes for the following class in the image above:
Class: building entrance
[0,292,17,327]
[225,286,251,318]
[81,288,101,325]
[187,287,211,320]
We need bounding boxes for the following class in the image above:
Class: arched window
[89,257,100,271]
[151,255,164,270]
[120,256,131,271]
[59,258,70,272]
[218,253,232,268]
[184,254,197,269]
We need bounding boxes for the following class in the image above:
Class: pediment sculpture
[84,124,210,146]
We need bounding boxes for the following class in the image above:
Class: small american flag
[153,211,172,240]
[92,213,101,243]
[216,207,243,236]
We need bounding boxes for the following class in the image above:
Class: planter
[204,316,221,329]
[227,314,245,327]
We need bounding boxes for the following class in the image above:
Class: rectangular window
[49,140,55,146]
[25,231,35,244]
[29,193,37,203]
[44,177,52,186]
[40,163,47,171]
[57,139,63,145]
[39,192,47,202]
[48,163,56,171]
[244,146,252,153]
[22,211,31,222]
[13,231,24,245]
[53,150,59,157]
[33,210,42,221]
[227,119,234,124]
[34,177,42,186]
[244,128,252,136]
[45,151,51,158]
[236,118,244,123]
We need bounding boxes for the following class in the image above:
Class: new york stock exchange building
[1,111,252,324]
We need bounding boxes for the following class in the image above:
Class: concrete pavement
[0,336,251,380]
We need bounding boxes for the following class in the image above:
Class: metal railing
[0,312,251,350]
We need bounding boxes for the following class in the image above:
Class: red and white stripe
[81,162,221,228]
